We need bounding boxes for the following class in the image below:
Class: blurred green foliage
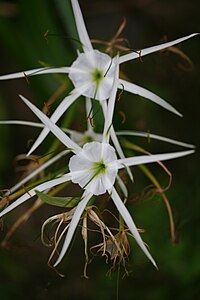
[0,0,199,299]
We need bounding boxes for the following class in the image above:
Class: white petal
[85,175,106,195]
[0,67,70,80]
[0,173,72,218]
[69,147,97,189]
[119,33,199,64]
[80,141,105,162]
[54,191,92,266]
[116,130,195,149]
[71,0,93,52]
[119,79,182,117]
[27,85,89,156]
[86,166,117,195]
[115,150,194,169]
[100,142,118,164]
[94,77,114,101]
[69,153,94,172]
[102,169,117,189]
[19,95,81,154]
[111,187,157,267]
[71,170,94,190]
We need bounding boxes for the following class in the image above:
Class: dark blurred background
[0,0,199,299]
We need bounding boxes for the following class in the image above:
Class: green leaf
[36,190,80,208]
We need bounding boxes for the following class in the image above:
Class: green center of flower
[91,69,104,86]
[84,135,94,143]
[92,160,107,176]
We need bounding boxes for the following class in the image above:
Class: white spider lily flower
[69,50,115,100]
[69,141,118,195]
[0,0,198,156]
[0,92,194,268]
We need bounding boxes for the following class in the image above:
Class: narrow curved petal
[5,150,70,195]
[0,67,70,80]
[101,101,133,181]
[116,130,195,149]
[110,126,134,181]
[19,95,81,154]
[0,173,72,218]
[71,0,93,52]
[4,122,192,151]
[54,191,92,266]
[85,97,93,130]
[0,120,44,128]
[119,33,199,64]
[111,187,157,267]
[0,120,75,136]
[102,54,119,143]
[27,85,90,156]
[119,79,182,117]
[115,150,194,169]
[0,118,103,150]
[116,175,128,199]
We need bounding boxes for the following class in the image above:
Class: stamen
[86,102,101,127]
[104,58,113,77]
[138,50,143,62]
[23,66,56,78]
[43,102,51,116]
[89,117,94,127]
[117,84,124,102]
